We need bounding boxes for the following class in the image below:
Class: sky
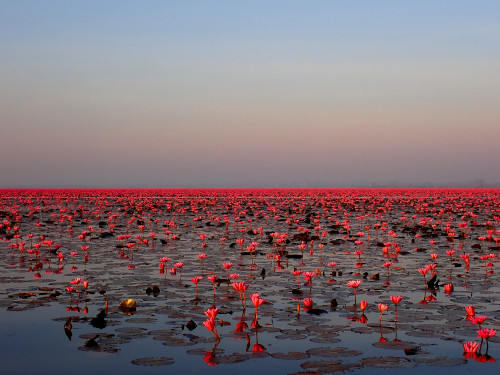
[1,0,499,188]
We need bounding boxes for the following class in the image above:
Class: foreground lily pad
[360,356,416,368]
[131,357,174,366]
[306,346,362,358]
[271,352,311,360]
[300,359,362,372]
[413,354,467,366]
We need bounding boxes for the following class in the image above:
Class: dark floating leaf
[271,351,310,360]
[404,346,423,355]
[414,354,468,366]
[125,317,156,324]
[79,344,120,353]
[309,336,342,344]
[275,331,308,341]
[131,357,174,366]
[84,335,100,347]
[115,326,147,334]
[300,359,362,373]
[161,337,196,347]
[427,274,439,289]
[185,319,197,331]
[63,317,72,340]
[361,356,416,369]
[306,308,328,315]
[186,347,225,356]
[373,340,417,350]
[90,309,107,329]
[306,346,362,358]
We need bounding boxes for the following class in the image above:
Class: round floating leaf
[372,340,418,350]
[131,357,174,366]
[306,347,362,358]
[413,354,467,366]
[300,359,362,372]
[361,356,416,369]
[125,317,157,324]
[161,337,196,346]
[309,336,342,344]
[115,326,147,334]
[271,352,311,360]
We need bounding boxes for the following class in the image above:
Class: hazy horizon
[1,180,497,189]
[2,1,499,188]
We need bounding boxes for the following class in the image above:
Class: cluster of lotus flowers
[202,292,266,342]
[1,188,500,368]
[463,305,497,362]
[65,277,89,312]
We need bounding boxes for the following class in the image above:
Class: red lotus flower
[292,269,303,288]
[232,281,249,308]
[390,295,403,305]
[418,267,428,275]
[378,303,389,312]
[66,286,75,294]
[204,307,219,319]
[444,283,453,294]
[222,262,233,277]
[378,303,389,324]
[303,271,316,289]
[232,281,248,292]
[303,298,313,311]
[202,317,220,341]
[347,280,362,304]
[463,341,479,355]
[208,275,218,294]
[208,275,218,283]
[191,276,203,294]
[251,293,265,309]
[346,280,362,288]
[477,328,497,340]
[465,305,475,316]
[470,315,487,329]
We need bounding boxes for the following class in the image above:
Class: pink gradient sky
[1,1,499,187]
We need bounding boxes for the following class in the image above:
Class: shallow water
[1,189,499,374]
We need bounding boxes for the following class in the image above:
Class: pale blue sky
[1,1,499,187]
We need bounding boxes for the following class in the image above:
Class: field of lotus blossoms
[1,188,499,374]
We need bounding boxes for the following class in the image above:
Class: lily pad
[131,357,174,366]
[271,352,311,360]
[306,347,362,358]
[360,356,416,369]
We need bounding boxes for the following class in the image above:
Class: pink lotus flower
[303,298,313,311]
